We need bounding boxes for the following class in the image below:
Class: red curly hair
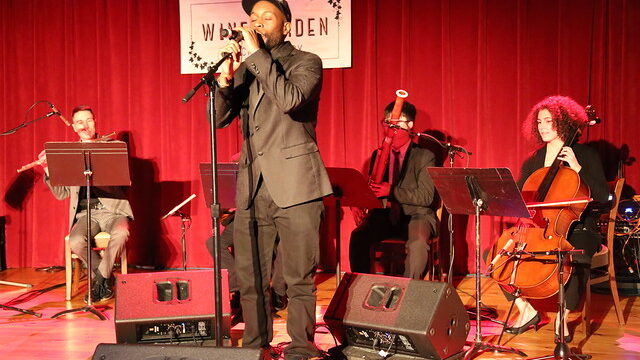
[523,95,588,144]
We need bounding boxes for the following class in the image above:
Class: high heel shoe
[554,332,573,343]
[554,318,572,343]
[505,312,542,334]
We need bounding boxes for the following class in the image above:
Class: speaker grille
[92,343,262,360]
[324,273,469,360]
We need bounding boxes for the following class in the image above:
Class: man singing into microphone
[215,1,332,359]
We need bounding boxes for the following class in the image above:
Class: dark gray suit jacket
[215,41,332,209]
[371,143,438,235]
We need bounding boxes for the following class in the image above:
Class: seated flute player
[38,105,133,303]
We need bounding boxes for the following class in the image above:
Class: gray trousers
[234,180,323,360]
[68,208,129,279]
[206,220,286,295]
[349,208,432,279]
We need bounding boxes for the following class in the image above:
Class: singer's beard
[259,32,285,50]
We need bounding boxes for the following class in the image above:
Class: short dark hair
[523,95,587,144]
[384,100,416,122]
[71,105,94,117]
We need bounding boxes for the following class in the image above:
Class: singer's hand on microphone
[238,26,261,56]
[217,41,241,87]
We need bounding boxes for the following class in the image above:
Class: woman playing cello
[501,95,608,342]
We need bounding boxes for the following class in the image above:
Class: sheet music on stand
[45,141,130,187]
[428,167,530,218]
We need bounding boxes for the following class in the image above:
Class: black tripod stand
[526,248,592,360]
[44,141,130,320]
[161,194,197,271]
[428,168,532,359]
[52,155,105,320]
[183,52,233,346]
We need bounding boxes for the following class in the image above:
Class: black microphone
[220,28,243,42]
[585,105,601,126]
[447,143,473,156]
[49,103,70,126]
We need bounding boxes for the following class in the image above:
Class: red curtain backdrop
[1,0,638,274]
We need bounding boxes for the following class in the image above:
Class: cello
[487,106,599,299]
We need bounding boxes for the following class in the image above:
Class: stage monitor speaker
[324,273,469,360]
[115,269,230,345]
[92,343,262,359]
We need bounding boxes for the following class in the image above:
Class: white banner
[179,0,352,74]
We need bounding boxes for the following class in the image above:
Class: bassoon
[369,89,408,184]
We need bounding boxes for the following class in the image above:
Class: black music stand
[428,167,530,359]
[200,163,238,210]
[200,162,235,340]
[325,168,382,286]
[161,194,196,270]
[46,141,130,320]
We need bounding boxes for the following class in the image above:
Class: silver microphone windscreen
[221,28,243,41]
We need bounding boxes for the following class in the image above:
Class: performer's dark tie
[390,149,402,224]
[392,150,401,184]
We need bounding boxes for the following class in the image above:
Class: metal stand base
[465,197,526,359]
[0,304,41,317]
[526,250,592,360]
[527,342,592,360]
[0,277,38,317]
[52,304,109,320]
[465,340,527,360]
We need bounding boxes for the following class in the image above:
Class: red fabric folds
[1,0,638,274]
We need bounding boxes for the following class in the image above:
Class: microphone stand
[182,54,231,347]
[161,194,196,271]
[1,111,60,136]
[1,100,65,136]
[497,248,591,360]
[176,211,191,271]
[0,104,61,291]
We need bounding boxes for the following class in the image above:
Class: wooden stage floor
[0,268,638,359]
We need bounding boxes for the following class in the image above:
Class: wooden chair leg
[121,246,128,275]
[432,236,441,281]
[583,278,592,336]
[71,258,81,296]
[609,273,625,325]
[424,244,433,281]
[64,236,72,301]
